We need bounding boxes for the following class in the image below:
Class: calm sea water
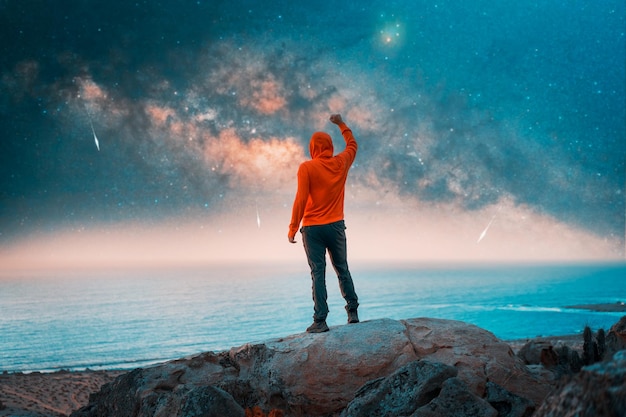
[1,262,624,373]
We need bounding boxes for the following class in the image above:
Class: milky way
[1,1,624,265]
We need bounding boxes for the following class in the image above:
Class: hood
[309,131,334,159]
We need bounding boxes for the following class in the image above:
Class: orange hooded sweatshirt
[288,123,357,239]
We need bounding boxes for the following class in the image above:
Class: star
[379,22,403,46]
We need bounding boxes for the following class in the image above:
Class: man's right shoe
[306,320,329,333]
[347,310,359,324]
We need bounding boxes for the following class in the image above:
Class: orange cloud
[203,48,288,115]
[143,99,211,142]
[204,128,305,190]
[345,106,379,131]
[71,76,131,123]
[77,77,107,101]
[241,77,287,114]
[145,103,177,126]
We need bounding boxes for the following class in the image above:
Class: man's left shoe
[306,320,329,333]
[347,309,359,324]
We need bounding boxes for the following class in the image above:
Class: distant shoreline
[564,301,626,313]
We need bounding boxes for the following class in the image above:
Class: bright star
[379,23,402,46]
[375,19,405,53]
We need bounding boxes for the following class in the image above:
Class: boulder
[72,318,554,417]
[606,315,626,356]
[484,381,535,417]
[518,340,582,377]
[413,377,497,417]
[341,361,536,417]
[339,360,458,417]
[517,340,557,366]
[227,318,419,415]
[72,370,245,417]
[402,318,550,406]
[534,349,626,417]
[138,385,245,417]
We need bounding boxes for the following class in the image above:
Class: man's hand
[288,235,297,244]
[330,114,344,125]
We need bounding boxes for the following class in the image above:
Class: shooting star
[85,109,100,151]
[477,207,501,244]
[255,203,261,229]
[90,119,100,151]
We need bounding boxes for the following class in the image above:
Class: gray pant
[301,220,359,322]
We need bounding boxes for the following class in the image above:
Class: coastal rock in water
[72,318,553,417]
[533,349,626,417]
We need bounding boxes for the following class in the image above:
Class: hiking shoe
[347,310,359,324]
[306,321,329,333]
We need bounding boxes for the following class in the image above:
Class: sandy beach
[0,370,125,417]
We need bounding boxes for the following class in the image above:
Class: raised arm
[330,114,357,165]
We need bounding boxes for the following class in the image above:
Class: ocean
[1,262,624,373]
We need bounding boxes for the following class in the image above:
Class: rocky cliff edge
[71,317,564,417]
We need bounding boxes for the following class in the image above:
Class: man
[288,114,359,333]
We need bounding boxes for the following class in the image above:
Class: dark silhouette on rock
[583,325,599,365]
[597,328,606,359]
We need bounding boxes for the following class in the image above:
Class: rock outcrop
[339,360,460,417]
[606,315,626,357]
[517,339,583,378]
[72,317,553,417]
[339,360,535,417]
[534,349,626,417]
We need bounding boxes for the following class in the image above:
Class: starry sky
[1,0,624,269]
